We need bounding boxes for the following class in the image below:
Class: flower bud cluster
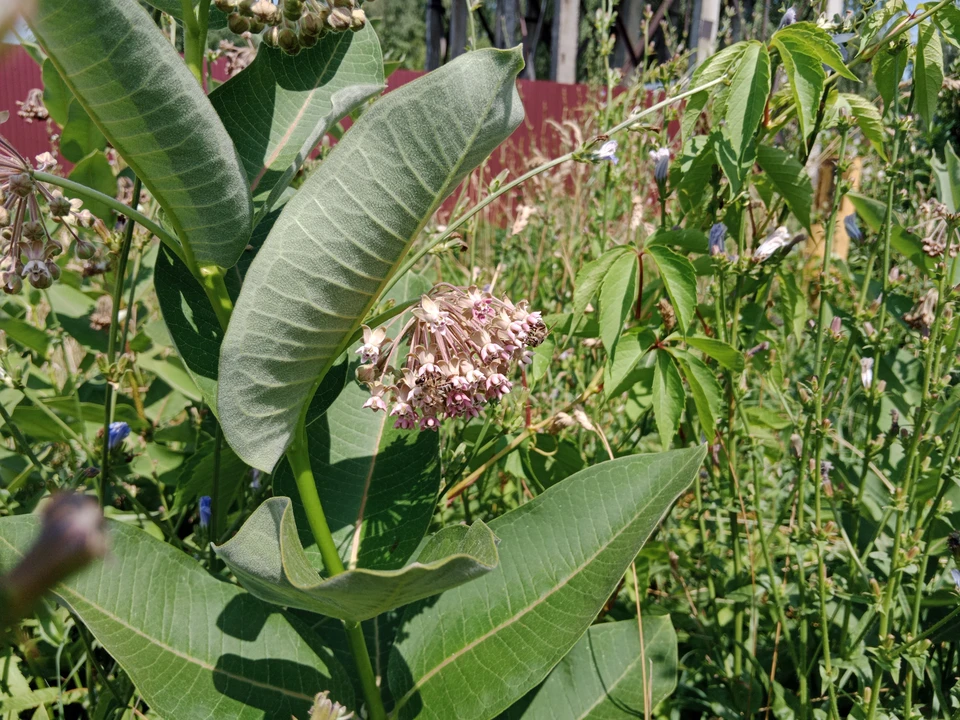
[356,285,547,431]
[1,122,95,295]
[216,0,368,56]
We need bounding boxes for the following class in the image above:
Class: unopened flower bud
[49,194,72,218]
[829,316,842,339]
[300,30,319,48]
[860,357,873,389]
[327,6,352,30]
[46,261,61,281]
[278,27,301,53]
[9,172,34,197]
[301,11,323,36]
[263,26,280,47]
[350,7,366,29]
[75,238,96,260]
[649,147,670,185]
[0,206,9,227]
[228,12,251,33]
[843,213,863,243]
[308,690,354,720]
[779,6,796,29]
[708,222,727,257]
[3,273,22,294]
[251,0,280,23]
[284,0,304,20]
[214,0,238,11]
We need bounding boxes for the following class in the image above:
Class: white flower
[752,226,791,263]
[355,325,387,364]
[860,357,874,390]
[593,140,619,165]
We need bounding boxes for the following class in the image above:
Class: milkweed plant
[0,0,959,719]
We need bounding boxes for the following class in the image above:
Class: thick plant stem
[101,177,142,507]
[287,426,387,720]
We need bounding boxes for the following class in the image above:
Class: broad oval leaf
[214,497,499,623]
[275,373,441,572]
[211,25,385,219]
[31,0,253,267]
[872,41,908,112]
[500,616,678,720]
[387,446,707,720]
[718,41,769,169]
[0,516,354,719]
[218,48,524,471]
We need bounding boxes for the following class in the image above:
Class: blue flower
[709,222,727,257]
[107,421,130,450]
[779,7,796,29]
[199,496,212,529]
[593,140,619,165]
[952,568,960,591]
[844,214,863,243]
[649,147,671,184]
[250,469,262,491]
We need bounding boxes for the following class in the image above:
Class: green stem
[287,426,387,720]
[31,172,183,262]
[101,178,142,507]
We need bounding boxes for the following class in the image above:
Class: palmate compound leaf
[499,616,678,720]
[210,24,385,220]
[0,516,354,720]
[387,446,707,720]
[30,0,253,267]
[214,497,499,623]
[218,48,525,472]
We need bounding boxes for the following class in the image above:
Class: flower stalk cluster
[1,123,94,295]
[216,0,367,55]
[356,285,547,431]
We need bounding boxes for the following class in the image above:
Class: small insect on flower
[649,147,671,185]
[860,357,874,390]
[752,226,791,263]
[199,496,212,529]
[107,421,130,450]
[356,285,547,432]
[708,222,727,257]
[592,140,619,165]
[843,214,863,243]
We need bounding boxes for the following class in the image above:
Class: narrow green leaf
[501,617,678,720]
[646,227,710,255]
[218,48,524,472]
[388,446,707,720]
[681,42,748,143]
[720,41,770,165]
[605,327,655,399]
[772,30,825,139]
[915,19,944,126]
[274,372,441,572]
[685,335,745,372]
[847,191,889,232]
[674,349,723,439]
[66,151,115,221]
[932,142,960,213]
[40,58,70,126]
[215,497,498,623]
[651,351,684,449]
[59,100,105,164]
[0,313,49,356]
[573,247,631,318]
[832,93,887,160]
[932,2,960,47]
[598,250,639,357]
[755,144,813,230]
[774,22,857,79]
[646,244,697,335]
[0,517,354,719]
[211,25,384,219]
[872,42,908,111]
[31,0,253,267]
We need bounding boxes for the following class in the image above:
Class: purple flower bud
[709,223,727,257]
[649,147,671,184]
[199,496,212,529]
[107,421,130,450]
[843,214,863,243]
[779,7,796,29]
[952,568,960,591]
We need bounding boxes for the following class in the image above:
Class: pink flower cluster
[356,285,547,431]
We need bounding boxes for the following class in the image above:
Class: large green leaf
[756,144,813,230]
[31,0,253,267]
[771,28,825,140]
[651,350,684,450]
[214,497,498,623]
[872,41,908,112]
[387,446,706,720]
[500,616,678,719]
[684,335,745,372]
[646,244,697,335]
[829,93,887,161]
[915,20,944,126]
[211,25,384,220]
[715,41,769,191]
[681,42,748,143]
[275,375,441,572]
[218,48,524,472]
[573,247,630,318]
[598,249,639,356]
[674,349,723,440]
[0,516,354,719]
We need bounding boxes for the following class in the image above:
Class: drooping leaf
[66,151,115,221]
[388,446,706,720]
[681,42,748,143]
[715,41,769,189]
[933,142,960,213]
[756,144,813,230]
[684,335,745,372]
[218,48,524,472]
[598,249,639,357]
[647,244,697,335]
[59,100,105,164]
[573,247,631,318]
[831,93,887,160]
[274,372,441,572]
[500,616,678,720]
[651,350,684,449]
[0,516,354,719]
[915,19,944,126]
[775,22,857,79]
[214,497,498,623]
[31,0,253,267]
[872,41,908,112]
[211,25,384,220]
[771,27,825,140]
[674,349,723,439]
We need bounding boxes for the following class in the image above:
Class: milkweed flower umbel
[356,285,547,431]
